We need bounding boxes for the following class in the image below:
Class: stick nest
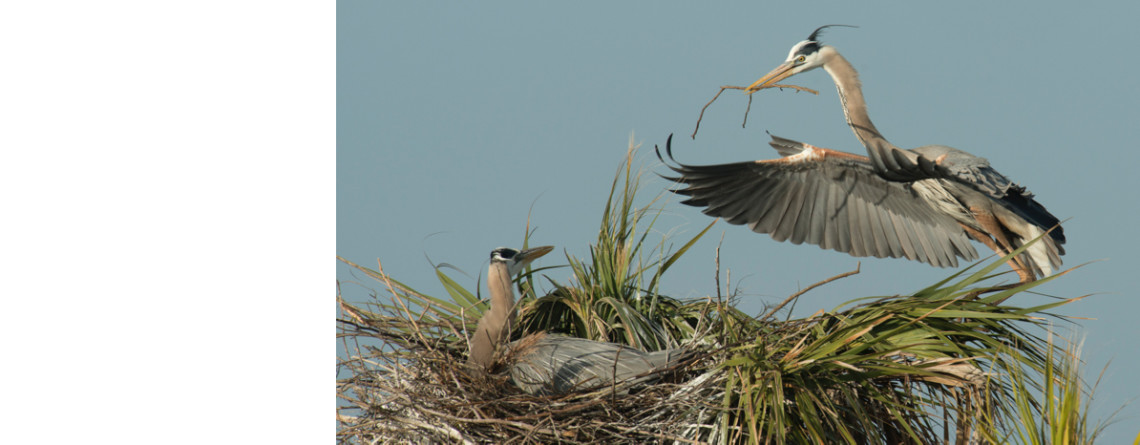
[336,257,1059,444]
[337,296,724,444]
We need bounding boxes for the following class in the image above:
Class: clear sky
[338,2,1140,440]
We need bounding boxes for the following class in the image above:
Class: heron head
[745,25,856,94]
[491,245,554,276]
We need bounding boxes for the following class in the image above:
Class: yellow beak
[745,61,797,95]
[517,245,553,263]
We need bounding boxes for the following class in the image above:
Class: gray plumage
[712,26,1067,281]
[468,245,692,395]
[507,333,692,395]
[659,134,978,268]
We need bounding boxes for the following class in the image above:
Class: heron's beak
[516,245,554,266]
[745,61,797,95]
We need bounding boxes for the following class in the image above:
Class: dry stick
[392,293,432,347]
[609,425,709,445]
[714,232,725,306]
[375,259,432,346]
[713,232,728,346]
[504,399,607,421]
[691,84,819,139]
[742,94,754,129]
[611,345,623,405]
[760,263,861,321]
[390,414,476,445]
[418,407,567,439]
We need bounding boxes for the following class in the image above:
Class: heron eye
[796,55,806,63]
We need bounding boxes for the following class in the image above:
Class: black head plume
[491,247,519,261]
[807,24,858,43]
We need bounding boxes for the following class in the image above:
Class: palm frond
[518,138,714,350]
[337,139,1103,444]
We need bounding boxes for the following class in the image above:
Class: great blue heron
[660,26,1065,282]
[468,246,690,395]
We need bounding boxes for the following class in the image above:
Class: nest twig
[336,285,723,444]
[338,321,722,443]
[337,259,1020,444]
[691,84,818,139]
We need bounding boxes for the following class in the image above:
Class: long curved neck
[468,262,516,368]
[821,49,892,150]
[486,262,517,326]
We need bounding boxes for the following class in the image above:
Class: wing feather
[658,135,978,267]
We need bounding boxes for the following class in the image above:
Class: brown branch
[760,262,860,321]
[589,422,709,445]
[742,93,754,129]
[504,398,607,421]
[389,414,476,445]
[691,84,819,139]
[714,231,725,306]
[418,407,570,438]
[611,345,622,404]
[691,87,726,140]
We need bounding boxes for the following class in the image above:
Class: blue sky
[338,2,1140,440]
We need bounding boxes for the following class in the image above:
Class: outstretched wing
[658,134,978,267]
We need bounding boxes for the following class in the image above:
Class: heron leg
[961,211,1035,284]
[961,224,1032,281]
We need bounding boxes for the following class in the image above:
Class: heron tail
[767,132,811,157]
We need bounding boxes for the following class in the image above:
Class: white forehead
[786,40,815,61]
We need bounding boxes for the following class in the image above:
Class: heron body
[662,26,1065,282]
[468,246,690,395]
[507,332,691,395]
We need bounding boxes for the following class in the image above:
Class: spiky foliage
[336,141,1100,444]
[693,261,1083,445]
[519,139,717,350]
[336,140,729,443]
[337,256,731,443]
[980,333,1119,445]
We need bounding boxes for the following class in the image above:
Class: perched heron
[660,26,1065,282]
[469,246,691,395]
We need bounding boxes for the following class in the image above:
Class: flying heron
[660,26,1065,282]
[468,246,691,395]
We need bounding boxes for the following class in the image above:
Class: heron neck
[487,262,517,325]
[822,52,892,150]
[468,261,517,368]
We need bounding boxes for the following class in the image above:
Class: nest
[337,301,725,444]
[337,253,1074,444]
